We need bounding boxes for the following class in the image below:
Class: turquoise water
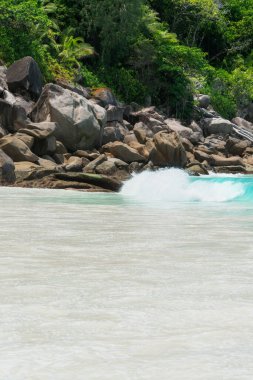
[0,169,253,379]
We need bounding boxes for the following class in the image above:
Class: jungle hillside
[0,0,253,120]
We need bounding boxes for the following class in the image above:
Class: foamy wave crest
[121,169,247,202]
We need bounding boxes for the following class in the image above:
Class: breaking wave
[121,169,253,202]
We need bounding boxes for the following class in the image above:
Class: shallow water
[1,169,253,380]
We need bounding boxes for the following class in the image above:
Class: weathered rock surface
[95,160,117,176]
[6,57,42,100]
[165,118,202,143]
[15,161,40,178]
[106,105,124,123]
[0,99,27,132]
[202,118,234,136]
[210,154,244,167]
[127,141,149,159]
[186,162,209,175]
[54,172,122,192]
[102,141,146,163]
[31,84,106,151]
[55,80,91,99]
[0,135,38,162]
[226,137,251,156]
[102,122,128,145]
[123,132,139,145]
[38,158,58,170]
[2,56,253,191]
[150,131,187,167]
[15,133,34,149]
[83,154,107,173]
[18,122,56,139]
[214,165,246,174]
[65,156,83,172]
[0,149,16,183]
[133,122,153,144]
[14,96,35,114]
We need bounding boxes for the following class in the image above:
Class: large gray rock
[133,122,153,144]
[14,96,35,115]
[2,90,16,105]
[202,118,234,136]
[226,137,251,156]
[55,80,91,99]
[0,149,16,183]
[0,99,27,132]
[95,160,117,176]
[165,118,202,143]
[106,105,124,122]
[6,56,42,100]
[0,135,38,162]
[189,121,203,133]
[203,135,227,154]
[30,84,106,151]
[102,122,128,145]
[151,131,187,167]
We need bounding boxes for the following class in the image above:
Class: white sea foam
[121,168,245,202]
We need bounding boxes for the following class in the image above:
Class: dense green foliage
[0,0,252,120]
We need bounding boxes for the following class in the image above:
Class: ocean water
[1,169,253,380]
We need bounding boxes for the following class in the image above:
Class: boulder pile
[0,56,253,191]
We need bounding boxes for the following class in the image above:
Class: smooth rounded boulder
[202,118,234,136]
[6,57,43,100]
[31,84,106,151]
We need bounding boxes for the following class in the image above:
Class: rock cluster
[0,56,253,191]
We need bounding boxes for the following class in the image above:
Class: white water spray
[121,169,245,202]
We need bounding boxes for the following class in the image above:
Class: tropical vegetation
[0,0,252,120]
